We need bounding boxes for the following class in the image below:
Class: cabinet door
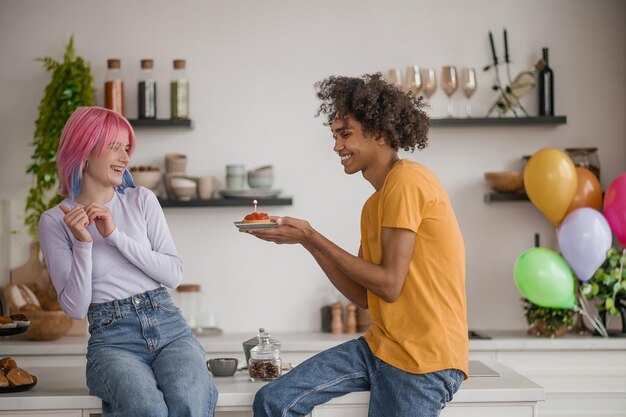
[311,405,368,417]
[0,411,82,417]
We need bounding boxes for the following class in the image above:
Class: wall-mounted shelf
[432,116,567,127]
[128,119,193,128]
[158,196,293,208]
[484,192,529,203]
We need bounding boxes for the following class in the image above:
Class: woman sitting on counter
[38,106,218,417]
[244,74,469,417]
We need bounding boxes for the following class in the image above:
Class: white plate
[234,222,278,230]
[220,189,281,198]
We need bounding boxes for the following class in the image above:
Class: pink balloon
[604,173,626,245]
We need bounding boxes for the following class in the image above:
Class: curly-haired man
[246,73,468,417]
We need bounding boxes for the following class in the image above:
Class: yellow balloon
[524,148,577,226]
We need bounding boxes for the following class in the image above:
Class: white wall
[1,0,625,333]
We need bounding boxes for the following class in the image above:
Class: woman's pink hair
[57,106,136,198]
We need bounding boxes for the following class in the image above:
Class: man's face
[331,115,380,175]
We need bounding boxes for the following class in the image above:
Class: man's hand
[244,216,311,245]
[59,205,92,243]
[84,203,116,238]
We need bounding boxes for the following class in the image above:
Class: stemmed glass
[441,66,458,118]
[403,65,422,96]
[421,68,437,99]
[384,68,402,87]
[461,67,477,118]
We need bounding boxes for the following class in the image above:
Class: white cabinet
[470,345,626,417]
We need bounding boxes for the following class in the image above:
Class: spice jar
[138,59,157,119]
[249,328,282,381]
[176,284,202,331]
[170,59,189,119]
[105,59,124,115]
[565,147,601,182]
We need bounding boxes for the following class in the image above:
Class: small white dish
[234,222,278,230]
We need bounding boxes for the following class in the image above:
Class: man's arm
[248,217,415,306]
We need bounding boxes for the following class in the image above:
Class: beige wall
[1,0,625,332]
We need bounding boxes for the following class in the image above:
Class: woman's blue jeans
[86,287,218,417]
[253,337,463,417]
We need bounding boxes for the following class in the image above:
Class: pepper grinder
[331,302,343,334]
[345,303,357,334]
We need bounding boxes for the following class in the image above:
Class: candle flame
[253,199,258,212]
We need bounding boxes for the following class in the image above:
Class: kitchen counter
[0,361,543,416]
[1,330,625,357]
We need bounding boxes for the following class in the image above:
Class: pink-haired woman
[38,106,217,417]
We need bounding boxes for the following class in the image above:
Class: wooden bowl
[484,172,524,193]
[17,309,73,341]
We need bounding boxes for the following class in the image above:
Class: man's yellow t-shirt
[362,159,468,378]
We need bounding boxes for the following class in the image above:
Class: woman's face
[84,129,130,189]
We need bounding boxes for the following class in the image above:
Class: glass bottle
[105,59,124,115]
[176,284,202,331]
[249,328,282,381]
[538,47,554,116]
[170,59,189,119]
[565,147,601,182]
[138,59,157,119]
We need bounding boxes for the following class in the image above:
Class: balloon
[557,208,612,282]
[514,247,576,308]
[564,167,603,216]
[604,173,626,246]
[524,148,577,226]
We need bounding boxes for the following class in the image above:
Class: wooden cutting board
[9,242,86,335]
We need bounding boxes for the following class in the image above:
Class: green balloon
[514,247,576,309]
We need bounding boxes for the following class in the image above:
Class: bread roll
[0,370,8,388]
[6,367,34,386]
[0,357,17,373]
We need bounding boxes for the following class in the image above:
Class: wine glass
[441,66,458,118]
[403,65,422,96]
[421,68,437,99]
[461,67,477,118]
[384,68,402,87]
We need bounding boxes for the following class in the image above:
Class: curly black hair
[314,73,429,152]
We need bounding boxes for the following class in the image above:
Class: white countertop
[1,330,625,357]
[0,361,543,411]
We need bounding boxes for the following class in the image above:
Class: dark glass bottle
[538,48,554,116]
[138,59,157,119]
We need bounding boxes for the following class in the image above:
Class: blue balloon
[557,208,612,282]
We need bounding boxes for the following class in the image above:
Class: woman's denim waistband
[88,287,171,318]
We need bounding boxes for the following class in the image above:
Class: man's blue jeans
[253,337,463,417]
[85,287,218,417]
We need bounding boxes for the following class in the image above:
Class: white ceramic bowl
[170,177,197,200]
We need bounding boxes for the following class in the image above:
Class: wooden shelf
[431,116,567,127]
[128,119,193,128]
[158,196,293,208]
[484,192,529,202]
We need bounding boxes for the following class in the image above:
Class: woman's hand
[84,203,116,238]
[59,205,92,243]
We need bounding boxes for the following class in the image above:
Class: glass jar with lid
[176,284,202,331]
[249,328,282,381]
[565,147,601,182]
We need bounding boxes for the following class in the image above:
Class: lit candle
[253,199,257,212]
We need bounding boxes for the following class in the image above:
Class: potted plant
[522,298,576,338]
[14,36,94,340]
[25,35,94,244]
[581,246,626,334]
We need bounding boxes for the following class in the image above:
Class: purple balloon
[557,208,612,282]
